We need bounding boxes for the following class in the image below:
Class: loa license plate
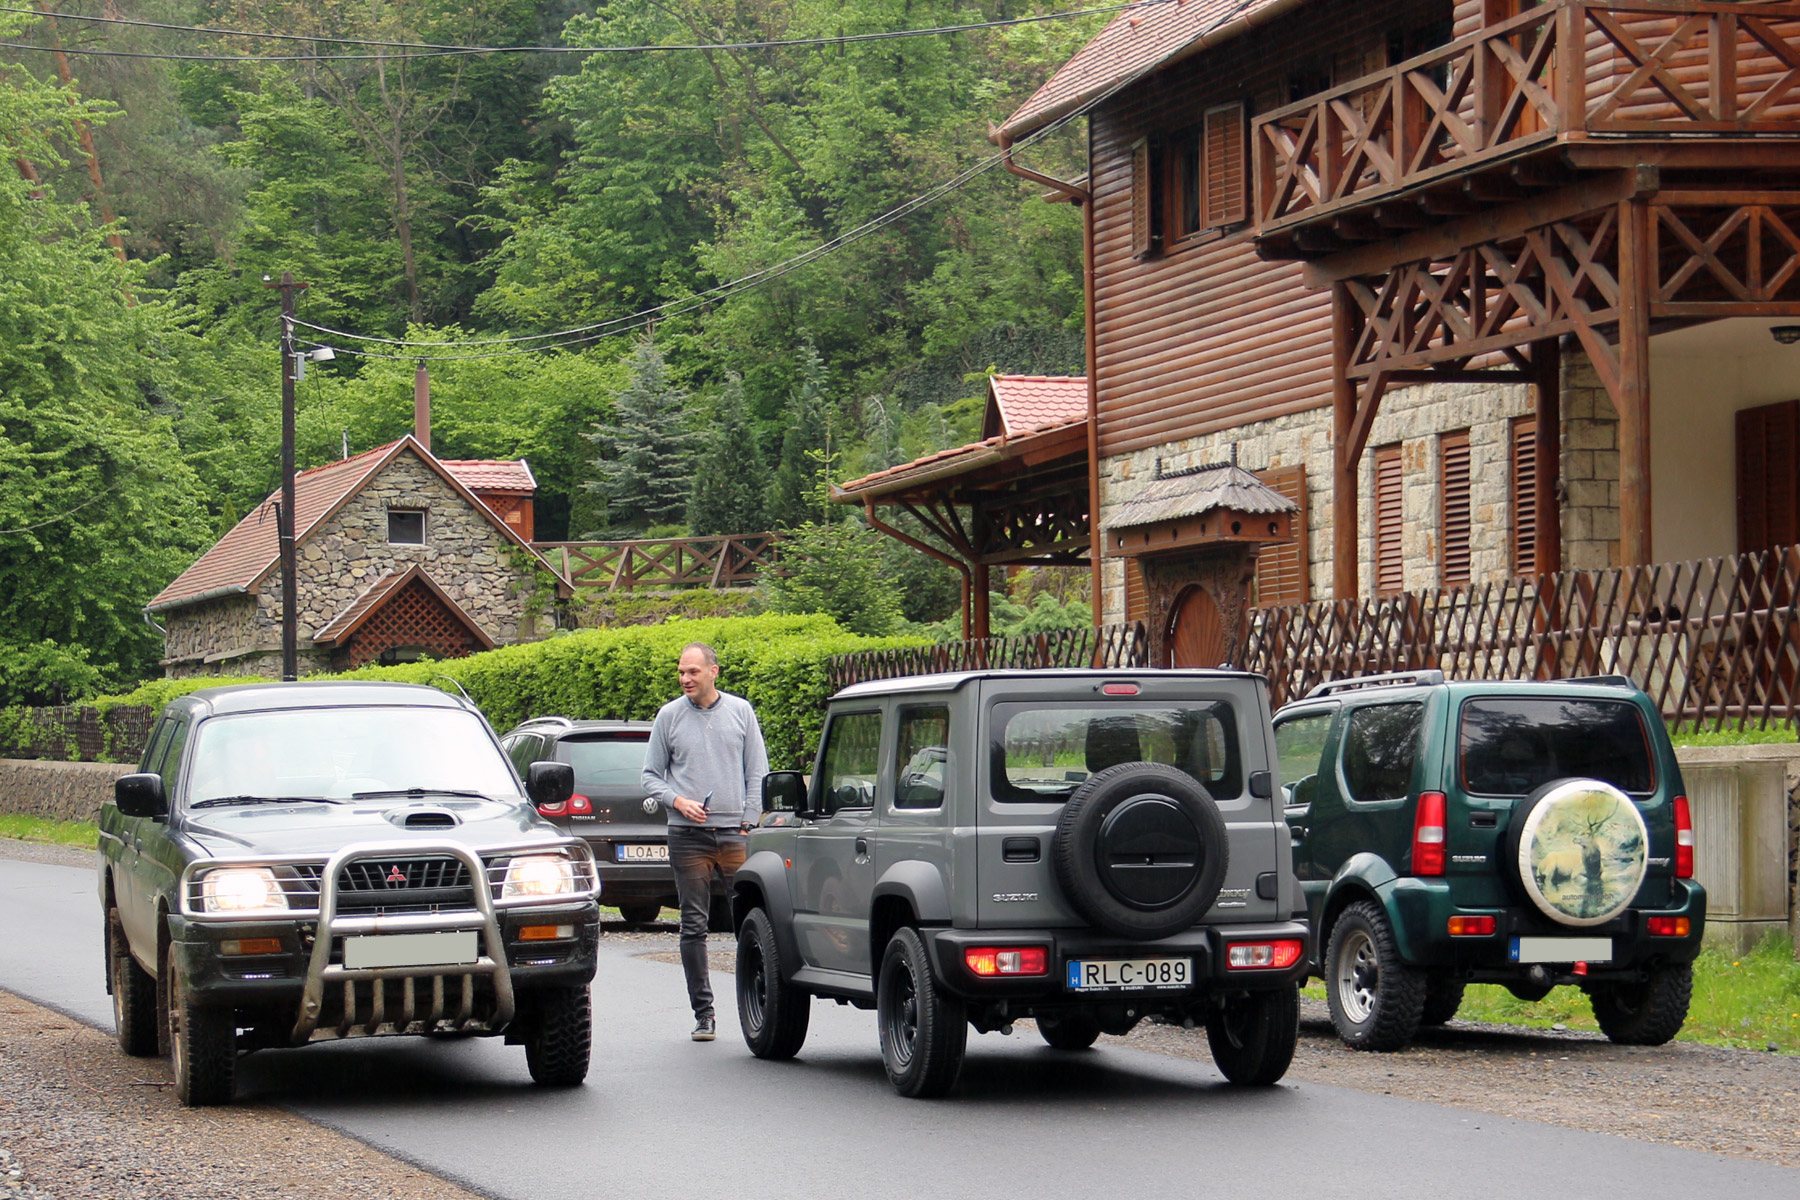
[343,931,479,970]
[1066,957,1192,992]
[615,843,669,863]
[1510,936,1614,964]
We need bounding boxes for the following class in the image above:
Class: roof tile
[989,375,1088,437]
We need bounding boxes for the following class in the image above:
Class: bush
[568,588,758,629]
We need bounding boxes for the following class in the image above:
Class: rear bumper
[567,836,679,903]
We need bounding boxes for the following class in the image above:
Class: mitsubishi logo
[385,865,407,886]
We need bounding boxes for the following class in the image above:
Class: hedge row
[0,615,931,769]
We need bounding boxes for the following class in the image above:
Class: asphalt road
[4,856,1797,1200]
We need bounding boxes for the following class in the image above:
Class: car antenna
[428,673,478,709]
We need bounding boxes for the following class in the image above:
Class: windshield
[186,707,520,804]
[555,734,651,790]
[990,701,1241,803]
[1459,698,1655,797]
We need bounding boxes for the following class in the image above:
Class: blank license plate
[615,843,669,863]
[343,931,479,970]
[1510,936,1613,964]
[1066,957,1191,992]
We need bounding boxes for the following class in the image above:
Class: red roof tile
[834,415,1088,500]
[442,459,536,494]
[998,0,1307,142]
[987,375,1088,438]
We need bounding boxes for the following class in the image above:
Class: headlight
[201,867,288,914]
[503,855,575,899]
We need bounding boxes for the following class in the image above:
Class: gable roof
[149,436,565,613]
[997,0,1312,143]
[984,375,1088,439]
[1105,460,1297,530]
[442,459,536,495]
[310,564,496,650]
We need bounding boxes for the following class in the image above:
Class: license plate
[615,843,669,863]
[343,931,479,970]
[1510,936,1613,964]
[1066,957,1192,992]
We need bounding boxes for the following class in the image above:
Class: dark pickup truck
[98,681,602,1105]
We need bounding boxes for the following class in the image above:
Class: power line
[0,470,142,535]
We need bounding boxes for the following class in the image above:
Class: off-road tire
[737,908,810,1060]
[107,908,157,1057]
[1036,1010,1102,1051]
[616,903,664,926]
[1052,761,1229,940]
[1420,977,1467,1027]
[522,986,592,1086]
[877,927,966,1098]
[1206,985,1300,1085]
[1588,962,1693,1046]
[1325,901,1427,1052]
[165,943,235,1106]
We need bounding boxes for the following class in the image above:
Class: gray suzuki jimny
[730,669,1309,1097]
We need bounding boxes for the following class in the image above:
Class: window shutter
[1737,399,1800,553]
[1374,445,1404,595]
[1125,558,1149,624]
[1130,138,1154,258]
[1203,103,1247,227]
[1511,416,1538,575]
[1254,465,1309,606]
[1440,431,1472,586]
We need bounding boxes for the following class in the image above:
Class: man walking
[641,642,769,1040]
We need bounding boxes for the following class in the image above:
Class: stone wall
[0,759,135,824]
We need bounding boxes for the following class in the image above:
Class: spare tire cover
[1508,778,1649,928]
[1051,761,1229,940]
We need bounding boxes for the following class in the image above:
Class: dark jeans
[668,826,748,1020]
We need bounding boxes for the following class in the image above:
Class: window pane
[556,734,651,790]
[1274,711,1333,793]
[158,722,188,795]
[388,510,425,544]
[895,706,949,809]
[818,712,882,814]
[1341,703,1422,802]
[990,702,1240,803]
[1460,699,1655,796]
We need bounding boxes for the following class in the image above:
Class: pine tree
[583,338,697,535]
[687,373,769,535]
[768,342,833,530]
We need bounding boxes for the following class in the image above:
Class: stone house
[148,436,568,677]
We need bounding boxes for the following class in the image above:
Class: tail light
[1673,794,1694,879]
[1225,939,1304,970]
[536,800,567,817]
[1447,915,1496,937]
[1647,916,1690,937]
[1411,790,1447,876]
[964,946,1048,977]
[568,794,593,816]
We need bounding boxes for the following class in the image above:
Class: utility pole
[265,272,308,681]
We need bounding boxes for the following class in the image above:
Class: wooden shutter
[1125,559,1149,624]
[1440,431,1472,586]
[1374,445,1404,595]
[1203,103,1247,227]
[1130,138,1155,258]
[1511,416,1538,575]
[1255,465,1309,606]
[1737,399,1800,553]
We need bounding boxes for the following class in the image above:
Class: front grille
[325,857,476,915]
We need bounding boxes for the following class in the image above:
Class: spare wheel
[1051,761,1229,940]
[1506,778,1648,928]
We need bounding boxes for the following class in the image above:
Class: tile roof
[834,416,1089,500]
[1104,461,1297,530]
[998,0,1308,142]
[311,564,494,649]
[986,375,1088,438]
[441,459,536,494]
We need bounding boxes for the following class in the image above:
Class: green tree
[688,373,768,535]
[582,337,696,535]
[765,519,904,637]
[768,341,832,529]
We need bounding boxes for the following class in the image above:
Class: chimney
[413,360,430,451]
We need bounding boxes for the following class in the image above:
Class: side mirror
[114,773,168,821]
[763,771,808,816]
[526,761,575,809]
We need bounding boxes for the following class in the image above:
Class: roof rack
[1565,674,1638,690]
[520,715,576,727]
[1306,670,1446,699]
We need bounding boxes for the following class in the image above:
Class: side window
[816,711,882,816]
[140,718,173,774]
[893,706,949,810]
[1273,709,1334,808]
[158,720,189,799]
[1340,703,1423,803]
[506,734,544,774]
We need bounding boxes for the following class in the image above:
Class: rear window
[555,734,651,791]
[989,702,1241,803]
[1459,698,1655,796]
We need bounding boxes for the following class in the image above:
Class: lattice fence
[532,534,781,591]
[828,622,1149,692]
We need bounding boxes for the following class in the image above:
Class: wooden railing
[1243,546,1800,730]
[533,534,781,591]
[828,622,1149,691]
[1254,0,1800,235]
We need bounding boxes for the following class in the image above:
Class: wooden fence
[532,534,780,591]
[828,623,1149,691]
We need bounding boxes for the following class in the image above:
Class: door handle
[854,837,869,856]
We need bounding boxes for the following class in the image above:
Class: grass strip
[0,815,99,848]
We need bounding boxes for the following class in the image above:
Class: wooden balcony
[1254,0,1800,258]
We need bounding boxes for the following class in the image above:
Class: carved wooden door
[1168,584,1229,669]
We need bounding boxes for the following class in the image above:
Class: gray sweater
[640,690,769,829]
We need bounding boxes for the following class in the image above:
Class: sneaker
[691,1016,716,1042]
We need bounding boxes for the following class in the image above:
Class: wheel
[736,908,810,1060]
[876,927,966,1098]
[522,986,592,1086]
[1324,901,1426,1052]
[165,942,235,1106]
[1051,761,1229,940]
[1206,985,1300,1085]
[1506,778,1648,928]
[107,908,157,1057]
[1420,977,1467,1027]
[616,902,664,926]
[1588,963,1692,1046]
[1036,1010,1102,1051]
